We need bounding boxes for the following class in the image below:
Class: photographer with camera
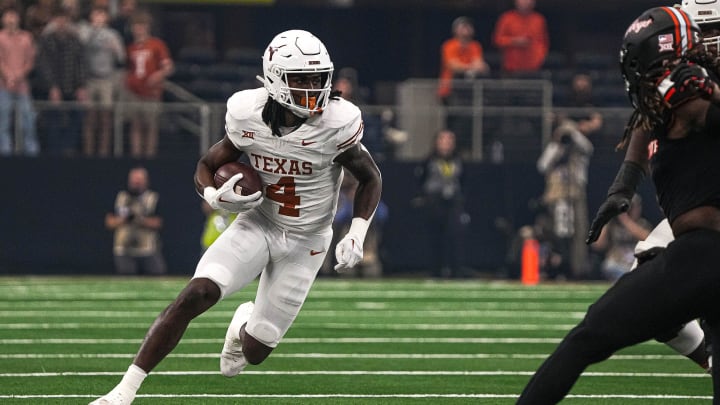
[536,117,595,279]
[105,166,166,275]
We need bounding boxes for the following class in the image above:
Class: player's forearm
[194,160,215,195]
[352,176,382,221]
[623,128,651,171]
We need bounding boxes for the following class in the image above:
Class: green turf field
[0,277,712,404]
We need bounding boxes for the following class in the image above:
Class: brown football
[213,162,263,196]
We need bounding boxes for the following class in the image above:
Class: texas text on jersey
[225,87,364,233]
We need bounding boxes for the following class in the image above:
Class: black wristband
[607,160,645,199]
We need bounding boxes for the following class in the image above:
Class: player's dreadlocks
[619,46,720,150]
[261,97,299,137]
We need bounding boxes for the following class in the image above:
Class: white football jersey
[225,88,364,232]
[634,219,674,254]
[631,219,674,270]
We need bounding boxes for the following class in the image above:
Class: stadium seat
[594,69,624,87]
[594,84,628,107]
[552,84,571,106]
[574,52,616,71]
[224,47,262,67]
[207,63,260,83]
[542,51,569,71]
[551,68,578,85]
[503,70,552,80]
[177,46,218,66]
[206,63,244,82]
[184,79,235,102]
[169,62,202,82]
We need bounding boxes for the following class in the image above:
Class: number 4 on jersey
[265,176,300,217]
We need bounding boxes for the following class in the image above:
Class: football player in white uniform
[90,30,382,405]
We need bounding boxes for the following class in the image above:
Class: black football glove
[658,62,714,109]
[586,161,645,244]
[586,194,631,244]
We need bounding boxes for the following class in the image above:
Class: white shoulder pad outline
[225,88,268,148]
[315,97,362,129]
[336,116,364,151]
[226,88,268,123]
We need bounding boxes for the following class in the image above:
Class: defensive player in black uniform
[518,6,720,403]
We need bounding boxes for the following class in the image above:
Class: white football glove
[333,217,371,273]
[203,172,263,213]
[334,233,363,273]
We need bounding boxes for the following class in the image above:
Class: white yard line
[0,322,578,330]
[0,337,568,344]
[0,393,712,400]
[0,309,587,318]
[0,353,692,360]
[0,370,710,378]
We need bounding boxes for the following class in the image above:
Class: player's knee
[175,278,221,312]
[654,324,684,343]
[565,321,618,363]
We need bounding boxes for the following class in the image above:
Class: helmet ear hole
[628,59,639,71]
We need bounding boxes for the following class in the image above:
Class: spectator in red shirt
[0,6,38,156]
[493,0,549,74]
[437,17,489,158]
[123,9,173,158]
[438,17,489,101]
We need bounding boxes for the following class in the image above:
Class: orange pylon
[521,238,540,285]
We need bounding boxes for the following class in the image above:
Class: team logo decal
[625,18,652,36]
[267,45,286,62]
[658,33,674,52]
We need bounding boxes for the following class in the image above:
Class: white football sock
[118,364,147,393]
[665,322,704,356]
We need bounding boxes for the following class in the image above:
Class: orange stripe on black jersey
[337,121,364,150]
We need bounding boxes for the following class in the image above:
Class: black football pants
[517,229,720,404]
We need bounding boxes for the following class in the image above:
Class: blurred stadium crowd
[0,0,670,280]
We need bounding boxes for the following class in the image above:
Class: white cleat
[88,387,135,405]
[220,301,254,377]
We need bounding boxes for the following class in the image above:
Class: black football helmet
[620,6,702,107]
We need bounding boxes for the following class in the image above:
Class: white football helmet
[260,30,334,118]
[682,0,720,49]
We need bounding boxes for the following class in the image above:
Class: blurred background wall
[0,0,669,277]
